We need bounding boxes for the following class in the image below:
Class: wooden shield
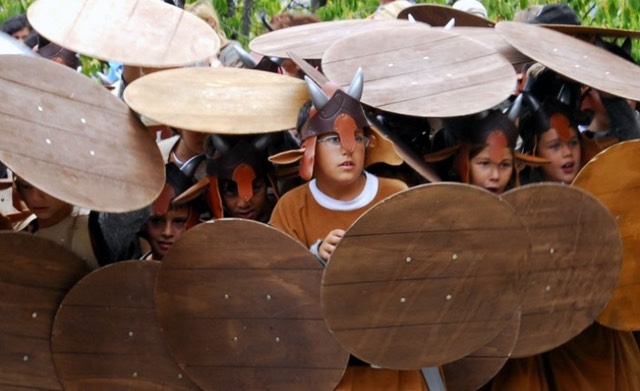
[502,183,622,356]
[27,0,219,67]
[442,310,521,391]
[123,67,309,134]
[435,27,531,68]
[249,19,414,60]
[573,140,640,330]
[322,183,530,369]
[398,4,495,28]
[154,220,349,391]
[51,261,200,391]
[0,55,164,212]
[322,26,517,117]
[0,232,90,390]
[496,21,640,102]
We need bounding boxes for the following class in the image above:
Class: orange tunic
[270,174,429,391]
[489,323,640,391]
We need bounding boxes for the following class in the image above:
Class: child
[14,177,145,269]
[140,163,200,260]
[427,109,547,194]
[519,98,582,184]
[175,134,278,223]
[269,70,427,390]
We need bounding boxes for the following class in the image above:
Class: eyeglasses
[316,134,370,148]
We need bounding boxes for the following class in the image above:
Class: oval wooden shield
[435,27,531,68]
[0,55,164,212]
[249,19,414,60]
[398,4,495,28]
[496,21,640,102]
[442,310,521,391]
[0,232,90,390]
[27,0,219,67]
[322,26,517,117]
[51,261,200,390]
[322,183,530,369]
[154,219,349,391]
[502,183,622,356]
[124,67,309,134]
[573,140,640,330]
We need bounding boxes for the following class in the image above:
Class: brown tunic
[270,175,429,391]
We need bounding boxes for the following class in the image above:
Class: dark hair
[1,14,30,35]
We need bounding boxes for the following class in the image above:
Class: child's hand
[319,229,345,262]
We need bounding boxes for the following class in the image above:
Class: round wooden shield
[540,24,640,40]
[51,261,200,390]
[322,183,531,369]
[573,140,640,330]
[0,55,164,213]
[249,19,414,60]
[0,232,90,390]
[502,183,622,356]
[442,310,521,391]
[398,4,495,28]
[27,0,219,67]
[496,21,640,102]
[322,26,517,117]
[0,31,37,56]
[154,219,349,391]
[435,27,531,68]
[123,67,309,134]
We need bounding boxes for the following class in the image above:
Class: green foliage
[0,0,34,25]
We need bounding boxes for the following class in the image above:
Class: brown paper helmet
[175,135,278,220]
[269,68,403,180]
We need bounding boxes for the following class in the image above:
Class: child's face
[178,129,208,156]
[15,179,72,228]
[146,208,190,260]
[537,127,581,184]
[221,178,268,221]
[313,130,368,187]
[469,146,514,194]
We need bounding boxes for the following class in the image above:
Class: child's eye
[148,216,165,226]
[549,143,561,150]
[569,139,580,147]
[172,218,188,227]
[318,135,341,146]
[500,162,512,169]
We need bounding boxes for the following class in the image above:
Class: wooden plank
[496,21,640,102]
[0,233,89,390]
[249,19,414,60]
[123,67,309,134]
[502,183,622,356]
[442,311,520,391]
[322,25,516,117]
[155,220,349,391]
[0,55,164,212]
[573,140,640,330]
[51,261,201,391]
[27,0,219,67]
[323,183,529,369]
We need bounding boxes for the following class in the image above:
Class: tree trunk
[242,0,254,37]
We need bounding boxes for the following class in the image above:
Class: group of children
[3,0,640,390]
